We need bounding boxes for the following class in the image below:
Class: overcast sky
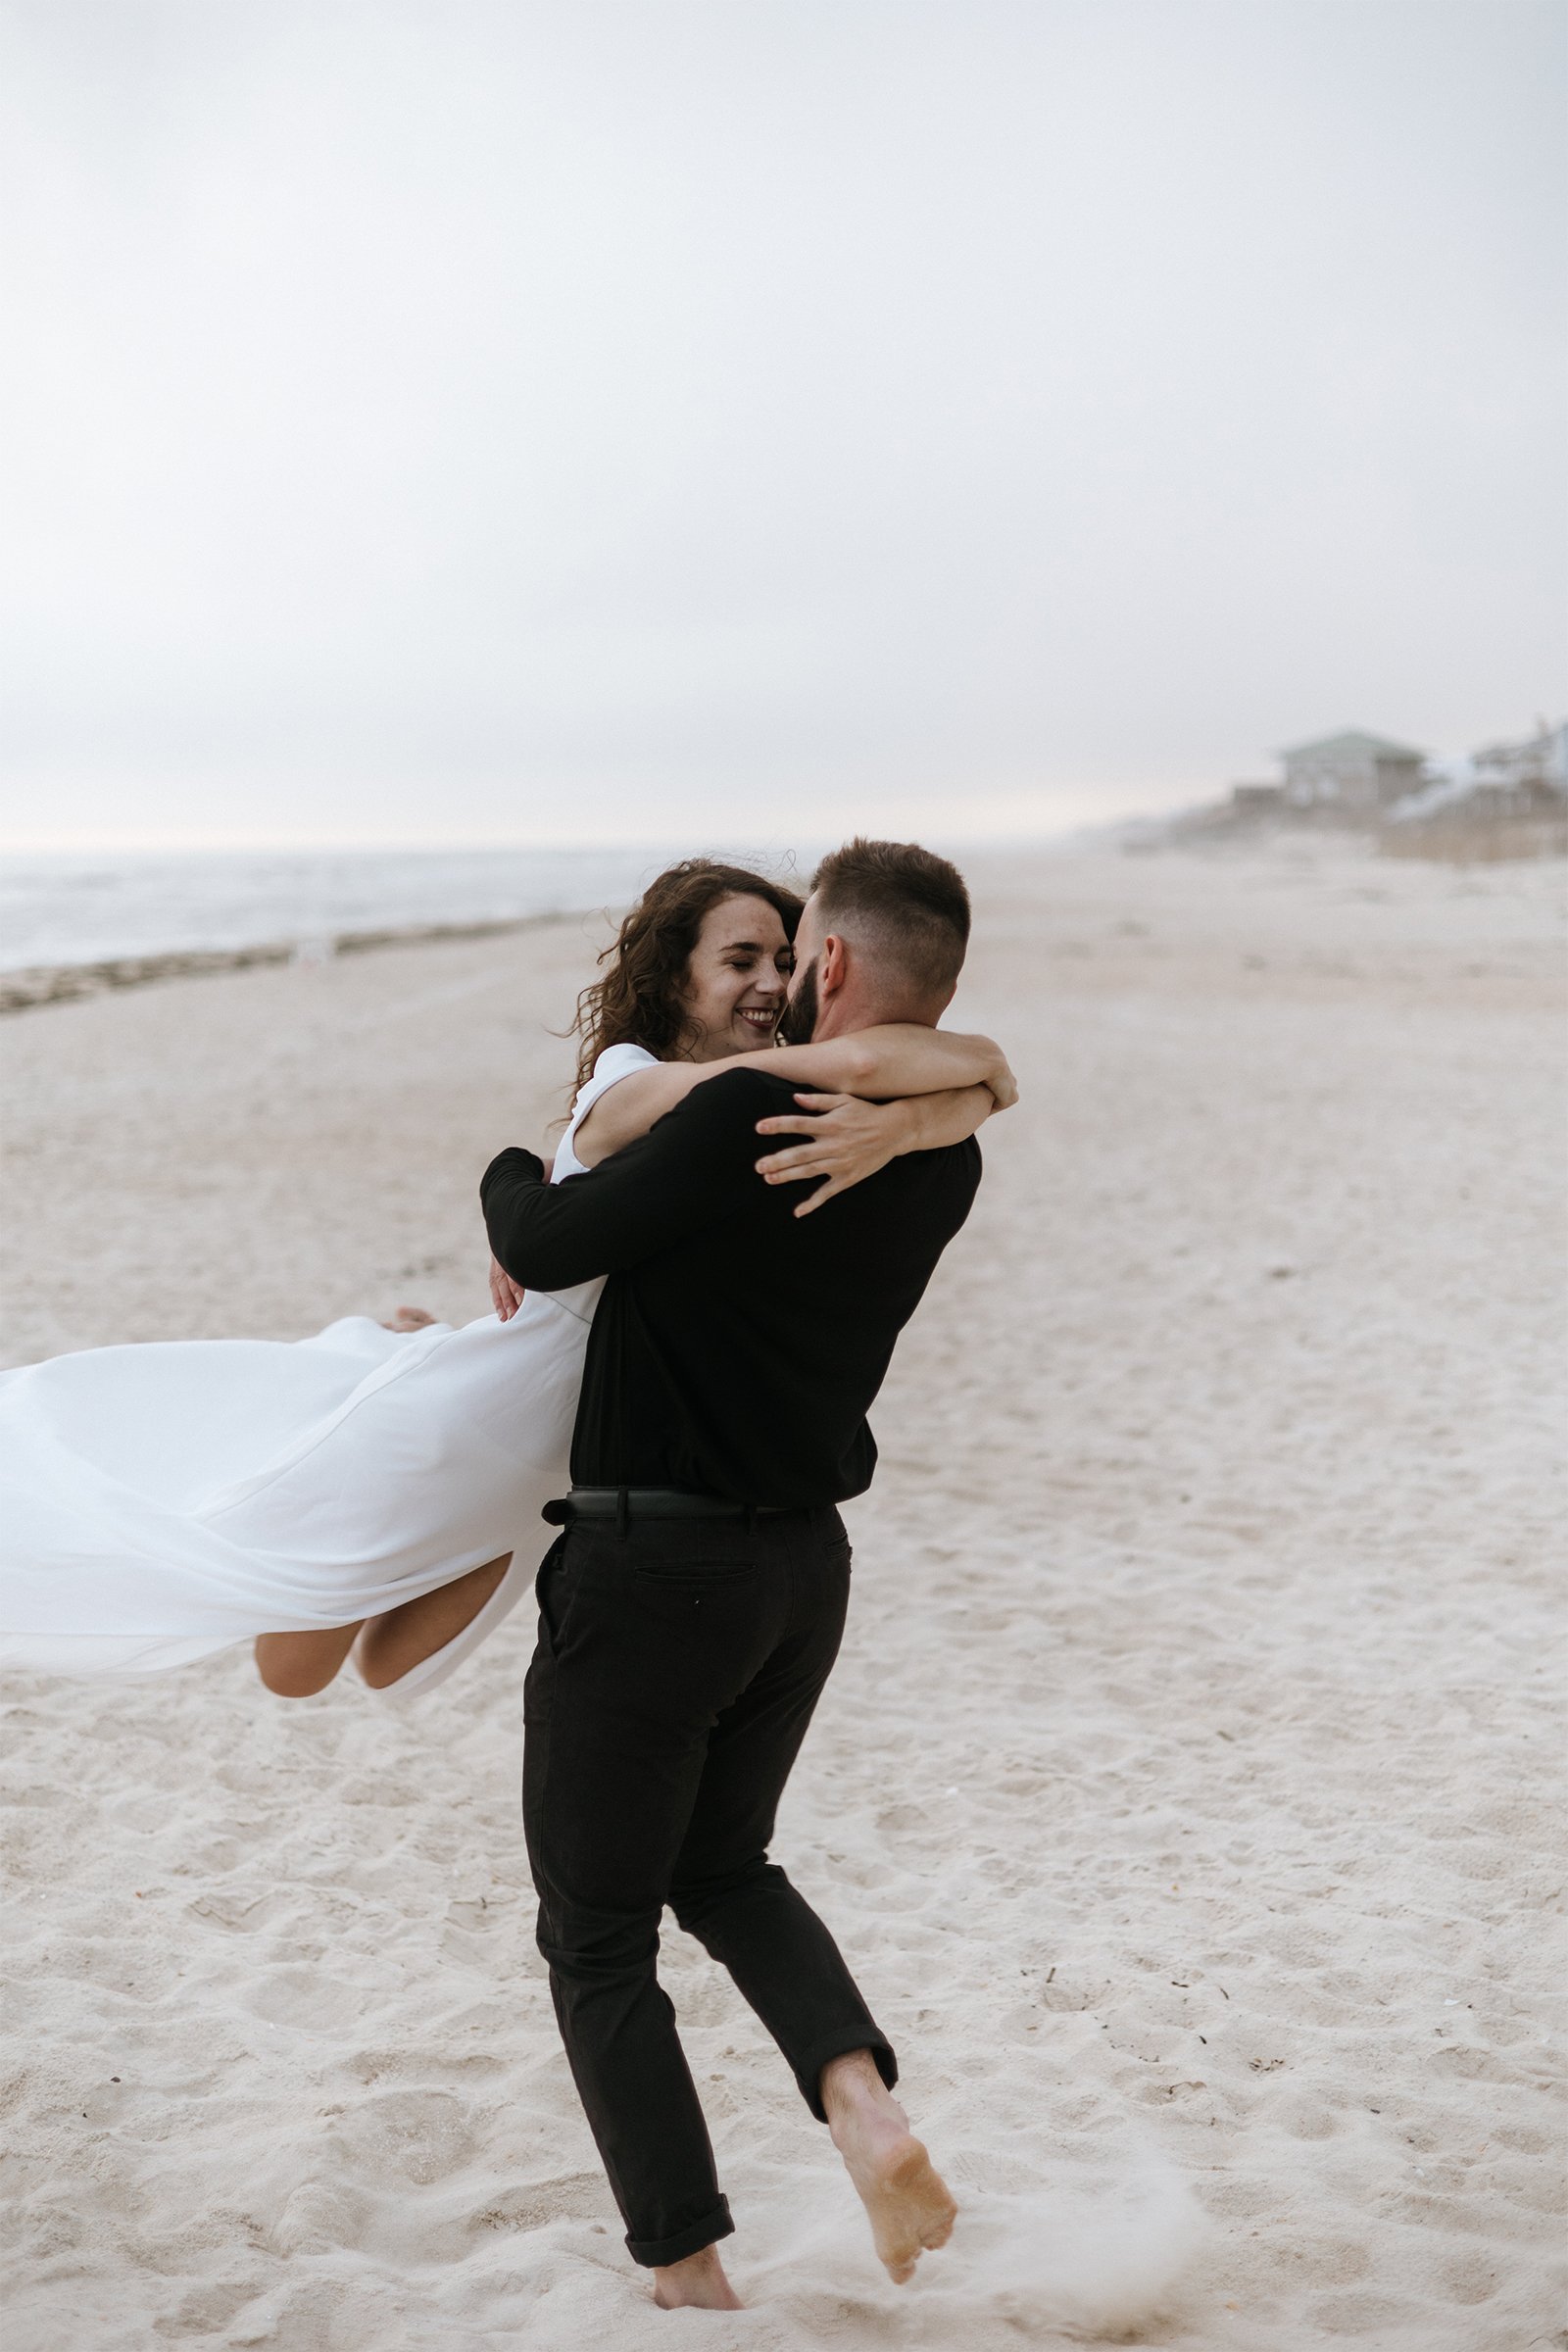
[2,0,1564,850]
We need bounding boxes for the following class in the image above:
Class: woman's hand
[754,1093,915,1217]
[489,1254,525,1322]
[985,1056,1019,1112]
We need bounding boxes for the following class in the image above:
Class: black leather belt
[543,1487,795,1530]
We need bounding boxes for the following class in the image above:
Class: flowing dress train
[0,1044,657,1682]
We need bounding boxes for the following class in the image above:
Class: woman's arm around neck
[570,1025,1013,1169]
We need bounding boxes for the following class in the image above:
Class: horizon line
[0,815,1157,858]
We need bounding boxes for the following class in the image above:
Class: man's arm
[482,1070,780,1292]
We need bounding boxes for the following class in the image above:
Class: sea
[0,846,788,975]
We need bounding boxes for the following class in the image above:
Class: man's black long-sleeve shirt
[481,1067,981,1507]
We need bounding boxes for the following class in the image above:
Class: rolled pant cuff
[626,2197,735,2270]
[796,2032,899,2123]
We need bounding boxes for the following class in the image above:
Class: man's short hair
[809,838,971,1002]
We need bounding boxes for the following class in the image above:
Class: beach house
[1280,730,1427,813]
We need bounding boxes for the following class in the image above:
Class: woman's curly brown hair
[571,859,805,1099]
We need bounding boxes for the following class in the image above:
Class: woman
[0,859,1012,1697]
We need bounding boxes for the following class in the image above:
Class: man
[481,839,991,2312]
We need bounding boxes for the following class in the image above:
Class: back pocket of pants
[625,1522,764,1582]
[631,1554,760,1587]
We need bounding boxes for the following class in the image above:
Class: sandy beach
[2,840,1563,2351]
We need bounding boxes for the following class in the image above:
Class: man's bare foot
[381,1305,436,1333]
[651,2244,743,2311]
[820,2049,957,2285]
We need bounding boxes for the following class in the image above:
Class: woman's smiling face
[678,894,795,1061]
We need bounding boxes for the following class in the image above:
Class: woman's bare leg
[253,1556,511,1698]
[355,1554,512,1689]
[255,1621,365,1697]
[254,1310,438,1692]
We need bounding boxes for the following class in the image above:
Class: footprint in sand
[246,1968,362,2033]
[327,2087,478,2186]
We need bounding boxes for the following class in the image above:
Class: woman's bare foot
[820,2049,956,2285]
[381,1305,436,1333]
[355,1554,511,1688]
[651,2244,743,2311]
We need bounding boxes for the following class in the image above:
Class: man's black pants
[521,1505,897,2267]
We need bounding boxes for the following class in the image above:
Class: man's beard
[777,956,819,1046]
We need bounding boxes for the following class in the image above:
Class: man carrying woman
[484,839,999,2309]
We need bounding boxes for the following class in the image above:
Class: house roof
[1280,729,1427,761]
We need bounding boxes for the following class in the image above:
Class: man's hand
[489,1254,526,1322]
[755,1093,909,1217]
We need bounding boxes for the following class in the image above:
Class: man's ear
[818,935,849,997]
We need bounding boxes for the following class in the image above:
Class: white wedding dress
[0,1043,657,1689]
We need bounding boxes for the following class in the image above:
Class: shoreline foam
[0,912,572,1016]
